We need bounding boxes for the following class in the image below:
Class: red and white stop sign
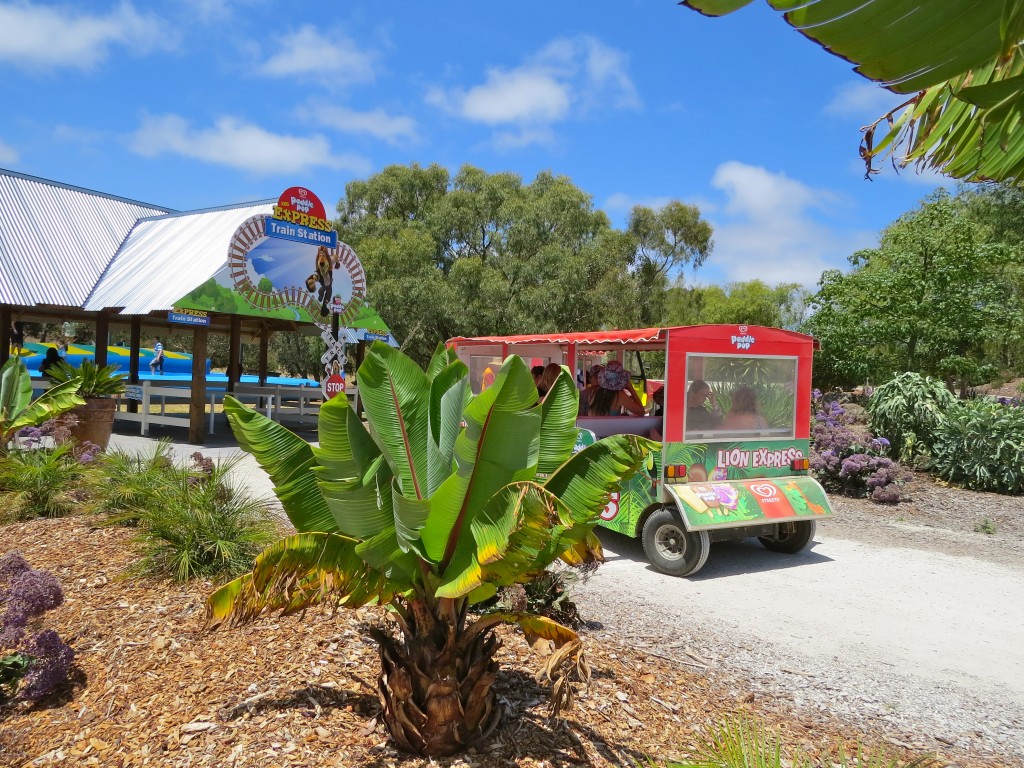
[322,373,346,400]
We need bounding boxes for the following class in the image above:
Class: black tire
[641,507,710,577]
[758,520,816,553]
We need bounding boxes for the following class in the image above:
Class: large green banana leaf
[358,342,431,501]
[207,532,407,627]
[223,396,336,533]
[420,354,542,568]
[682,0,1012,93]
[1,358,84,446]
[681,0,1024,182]
[436,434,657,598]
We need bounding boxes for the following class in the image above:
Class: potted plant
[48,359,127,450]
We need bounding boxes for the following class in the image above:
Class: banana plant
[208,342,656,756]
[681,0,1024,182]
[0,358,84,455]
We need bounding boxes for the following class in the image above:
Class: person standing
[10,321,25,356]
[149,337,165,375]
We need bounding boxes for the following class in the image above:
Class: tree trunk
[370,597,502,756]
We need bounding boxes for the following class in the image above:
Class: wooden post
[94,312,109,367]
[189,326,209,445]
[227,315,242,392]
[258,324,269,386]
[127,317,142,414]
[0,305,11,367]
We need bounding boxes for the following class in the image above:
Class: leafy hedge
[930,399,1024,495]
[866,373,957,462]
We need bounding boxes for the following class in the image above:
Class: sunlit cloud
[707,161,876,287]
[0,137,18,164]
[426,35,640,148]
[824,81,905,120]
[300,103,418,145]
[128,113,371,175]
[258,25,375,88]
[0,1,173,70]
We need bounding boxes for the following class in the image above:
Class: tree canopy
[337,164,713,362]
[805,188,1024,390]
[680,0,1024,184]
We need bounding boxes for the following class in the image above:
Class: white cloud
[128,113,371,176]
[301,103,418,145]
[0,137,18,164]
[258,25,375,87]
[491,126,556,151]
[0,1,172,70]
[427,35,639,145]
[825,81,905,120]
[707,161,875,287]
[604,192,675,214]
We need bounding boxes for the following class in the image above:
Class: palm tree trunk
[370,596,503,756]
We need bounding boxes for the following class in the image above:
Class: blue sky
[0,0,952,289]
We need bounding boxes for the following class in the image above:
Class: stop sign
[322,373,346,400]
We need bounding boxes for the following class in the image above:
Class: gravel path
[573,476,1024,767]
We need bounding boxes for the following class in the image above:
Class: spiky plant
[87,439,176,524]
[130,454,277,582]
[0,444,84,520]
[207,343,656,756]
[47,358,126,398]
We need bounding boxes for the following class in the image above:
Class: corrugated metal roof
[0,168,173,307]
[85,201,274,314]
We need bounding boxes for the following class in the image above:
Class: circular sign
[275,186,329,231]
[323,373,346,400]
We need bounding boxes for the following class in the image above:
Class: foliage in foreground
[0,443,87,521]
[129,453,277,582]
[931,398,1024,496]
[86,439,175,523]
[208,342,656,756]
[867,373,957,463]
[662,717,937,768]
[0,358,83,455]
[0,551,75,704]
[48,358,127,398]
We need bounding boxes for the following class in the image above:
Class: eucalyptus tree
[680,1,1024,183]
[337,164,714,358]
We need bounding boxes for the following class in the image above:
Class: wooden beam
[258,324,269,386]
[0,305,11,367]
[94,312,109,367]
[189,326,209,445]
[127,317,141,414]
[227,315,242,392]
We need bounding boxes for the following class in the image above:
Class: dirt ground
[0,512,972,768]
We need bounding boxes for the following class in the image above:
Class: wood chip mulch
[0,517,987,768]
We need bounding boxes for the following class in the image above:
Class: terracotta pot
[68,397,117,451]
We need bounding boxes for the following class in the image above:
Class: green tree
[627,202,713,325]
[806,190,1015,390]
[208,343,655,756]
[338,164,708,361]
[664,280,807,329]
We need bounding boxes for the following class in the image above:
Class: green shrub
[930,399,1024,494]
[662,717,936,768]
[130,454,277,582]
[0,444,85,520]
[866,373,956,462]
[87,439,176,524]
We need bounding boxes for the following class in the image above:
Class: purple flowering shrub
[0,551,74,703]
[810,391,903,504]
